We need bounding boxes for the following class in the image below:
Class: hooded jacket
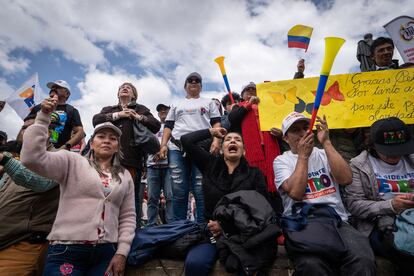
[342,150,414,236]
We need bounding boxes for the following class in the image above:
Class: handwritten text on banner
[257,68,414,130]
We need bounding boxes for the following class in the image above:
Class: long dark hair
[85,137,125,183]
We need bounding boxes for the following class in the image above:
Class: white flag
[384,15,414,63]
[5,73,40,120]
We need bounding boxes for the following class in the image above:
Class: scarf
[241,104,280,192]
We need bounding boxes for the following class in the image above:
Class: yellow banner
[257,68,414,130]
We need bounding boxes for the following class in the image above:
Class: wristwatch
[65,143,72,150]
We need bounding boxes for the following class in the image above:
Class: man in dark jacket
[93,82,160,226]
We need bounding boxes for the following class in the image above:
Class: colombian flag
[287,25,313,52]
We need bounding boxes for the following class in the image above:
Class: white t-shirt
[368,155,414,200]
[166,97,221,151]
[274,148,349,221]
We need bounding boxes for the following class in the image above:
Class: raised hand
[41,95,58,115]
[209,127,227,139]
[270,127,283,139]
[249,96,260,105]
[297,59,305,73]
[316,115,330,146]
[297,131,314,159]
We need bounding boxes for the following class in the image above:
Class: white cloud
[1,0,413,138]
[2,0,412,79]
[0,0,106,73]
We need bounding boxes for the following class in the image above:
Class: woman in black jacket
[181,128,280,275]
[92,82,160,226]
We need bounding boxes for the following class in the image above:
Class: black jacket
[214,190,281,275]
[93,102,160,169]
[181,129,273,219]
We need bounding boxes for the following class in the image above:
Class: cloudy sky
[0,0,412,139]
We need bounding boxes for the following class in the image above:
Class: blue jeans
[169,150,204,223]
[146,166,173,226]
[42,243,117,276]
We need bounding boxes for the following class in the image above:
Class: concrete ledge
[126,247,395,276]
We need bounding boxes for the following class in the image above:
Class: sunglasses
[187,78,201,84]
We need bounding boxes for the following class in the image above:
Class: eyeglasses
[187,78,201,84]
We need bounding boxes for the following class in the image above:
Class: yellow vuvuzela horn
[214,55,234,103]
[320,37,346,76]
[308,37,345,132]
[214,56,226,76]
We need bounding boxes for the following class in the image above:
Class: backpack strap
[300,203,343,226]
[282,202,344,232]
[281,202,308,231]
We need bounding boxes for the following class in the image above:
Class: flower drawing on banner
[60,263,74,275]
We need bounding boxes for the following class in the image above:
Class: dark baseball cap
[370,117,414,156]
[185,72,202,87]
[156,104,170,112]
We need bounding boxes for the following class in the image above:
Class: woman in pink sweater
[21,96,136,276]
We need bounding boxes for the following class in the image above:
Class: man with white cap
[273,112,376,276]
[25,80,84,150]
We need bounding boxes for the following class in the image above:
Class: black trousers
[289,223,376,276]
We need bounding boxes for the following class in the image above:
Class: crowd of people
[0,35,413,276]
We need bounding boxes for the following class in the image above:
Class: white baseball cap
[47,80,71,94]
[282,112,310,136]
[93,122,122,137]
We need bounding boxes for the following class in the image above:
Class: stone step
[126,247,395,276]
